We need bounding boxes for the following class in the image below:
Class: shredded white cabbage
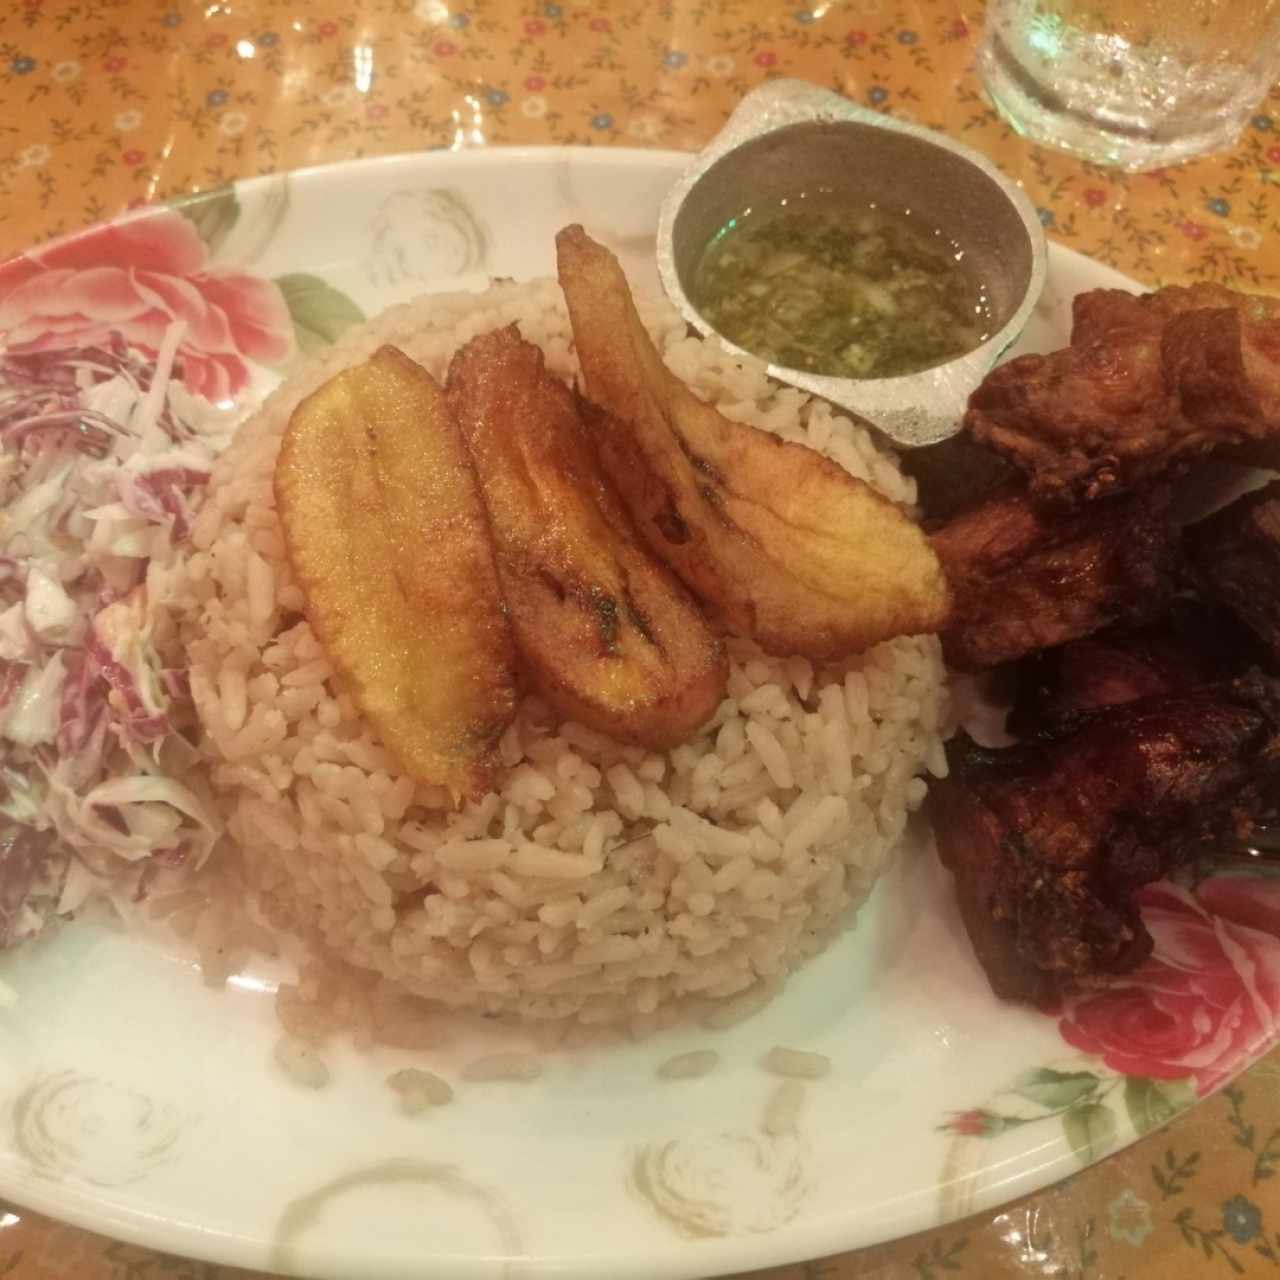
[0,326,228,948]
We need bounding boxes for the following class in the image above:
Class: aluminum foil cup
[657,80,1047,448]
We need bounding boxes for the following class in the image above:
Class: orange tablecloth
[4,0,1280,1276]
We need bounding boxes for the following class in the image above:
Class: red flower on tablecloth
[317,21,339,38]
[525,75,546,91]
[121,148,146,167]
[433,40,457,57]
[845,30,868,46]
[1083,187,1107,208]
[1057,880,1280,1095]
[1267,145,1280,165]
[1181,221,1207,240]
[950,18,970,38]
[525,19,547,36]
[754,50,778,67]
[0,208,294,403]
[102,55,127,73]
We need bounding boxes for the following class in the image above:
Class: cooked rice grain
[656,1049,720,1080]
[762,1079,807,1136]
[761,1046,832,1079]
[177,277,947,1033]
[461,1053,543,1083]
[387,1068,454,1113]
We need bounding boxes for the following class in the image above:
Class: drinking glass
[979,0,1280,170]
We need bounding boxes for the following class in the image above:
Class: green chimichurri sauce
[690,196,993,380]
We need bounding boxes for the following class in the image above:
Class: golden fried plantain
[446,326,727,749]
[275,345,518,802]
[556,225,951,661]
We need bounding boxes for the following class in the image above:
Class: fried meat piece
[1186,480,1280,665]
[1007,603,1258,736]
[965,284,1280,509]
[932,674,1280,1003]
[930,484,1179,671]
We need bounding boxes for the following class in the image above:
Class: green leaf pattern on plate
[169,185,241,256]
[1013,1067,1102,1111]
[275,272,367,355]
[1064,1102,1118,1165]
[945,1068,1195,1167]
[1125,1076,1196,1137]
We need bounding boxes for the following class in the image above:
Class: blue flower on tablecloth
[591,112,614,130]
[1223,1195,1262,1245]
[258,31,279,46]
[897,29,919,44]
[663,49,688,69]
[11,56,36,75]
[160,11,183,26]
[207,88,229,106]
[1207,197,1231,217]
[448,12,469,28]
[1254,114,1274,130]
[544,2,562,15]
[486,87,509,106]
[868,85,889,106]
[794,10,816,23]
[1037,207,1056,227]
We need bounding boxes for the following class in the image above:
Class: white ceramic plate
[3,147,1278,1280]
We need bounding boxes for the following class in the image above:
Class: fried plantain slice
[275,345,518,802]
[446,326,727,749]
[556,225,951,661]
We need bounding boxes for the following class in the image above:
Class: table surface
[4,0,1280,1277]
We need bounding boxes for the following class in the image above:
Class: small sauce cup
[657,80,1047,448]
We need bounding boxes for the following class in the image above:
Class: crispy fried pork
[930,483,1179,671]
[1186,480,1280,665]
[932,674,1280,1003]
[965,284,1280,509]
[1007,603,1259,736]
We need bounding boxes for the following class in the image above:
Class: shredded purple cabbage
[0,331,229,948]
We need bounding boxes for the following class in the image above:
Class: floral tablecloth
[3,0,1280,1276]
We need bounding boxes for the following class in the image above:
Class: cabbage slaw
[0,325,234,948]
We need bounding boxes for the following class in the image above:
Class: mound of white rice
[177,278,948,1032]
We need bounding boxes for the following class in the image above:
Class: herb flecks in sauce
[691,198,993,380]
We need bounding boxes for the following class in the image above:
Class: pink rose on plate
[1057,879,1280,1095]
[0,208,294,403]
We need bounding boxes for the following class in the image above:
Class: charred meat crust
[964,284,1280,510]
[930,484,1180,671]
[931,674,1280,1002]
[1186,480,1280,666]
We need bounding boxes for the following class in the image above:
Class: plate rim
[0,143,1221,1280]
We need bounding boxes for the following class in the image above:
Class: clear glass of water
[979,0,1280,170]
